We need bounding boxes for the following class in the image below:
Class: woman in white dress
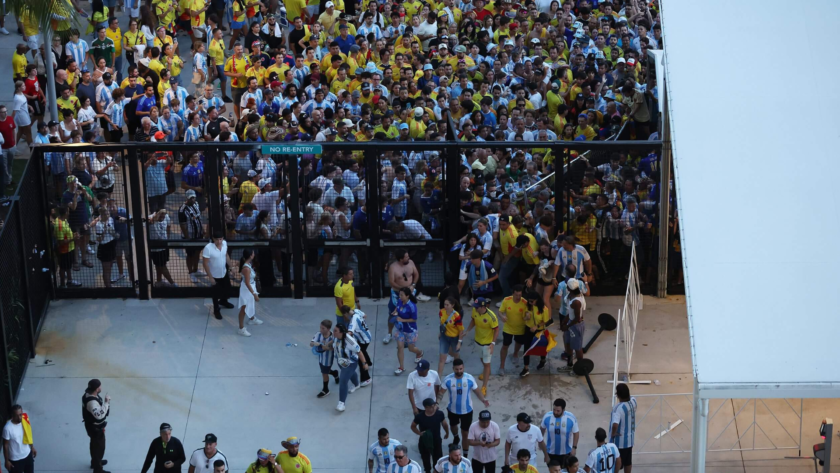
[237,248,263,336]
[12,81,32,145]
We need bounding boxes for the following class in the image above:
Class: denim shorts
[439,334,460,354]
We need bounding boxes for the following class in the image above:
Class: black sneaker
[214,311,223,320]
[219,301,235,309]
[463,451,469,459]
[453,434,460,445]
[331,370,340,384]
[222,95,233,103]
[317,390,330,398]
[560,352,570,361]
[519,367,530,378]
[536,359,546,370]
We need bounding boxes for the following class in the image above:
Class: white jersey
[541,411,579,455]
[584,443,620,473]
[386,460,423,473]
[610,397,637,449]
[506,424,543,465]
[368,439,402,473]
[434,457,472,473]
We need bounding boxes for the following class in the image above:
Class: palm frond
[9,0,84,35]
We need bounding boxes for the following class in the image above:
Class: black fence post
[0,206,17,408]
[445,144,461,274]
[288,155,304,299]
[126,148,151,300]
[204,148,224,236]
[14,198,36,358]
[565,147,572,234]
[35,150,57,300]
[553,146,563,234]
[365,149,382,299]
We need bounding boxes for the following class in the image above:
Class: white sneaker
[87,245,95,254]
[196,267,206,276]
[111,274,124,283]
[349,383,358,393]
[336,401,345,412]
[190,273,199,283]
[383,333,392,344]
[238,327,251,337]
[360,379,372,387]
[416,292,432,302]
[445,355,454,364]
[248,317,264,325]
[0,28,10,35]
[495,302,503,308]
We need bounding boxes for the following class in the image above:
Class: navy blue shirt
[336,34,355,54]
[136,95,157,115]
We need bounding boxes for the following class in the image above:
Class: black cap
[102,72,112,80]
[422,398,437,407]
[204,433,218,443]
[479,410,491,421]
[516,412,531,423]
[160,423,172,431]
[48,120,60,127]
[86,379,101,393]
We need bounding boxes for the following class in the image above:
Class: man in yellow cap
[275,438,311,473]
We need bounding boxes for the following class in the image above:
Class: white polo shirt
[201,240,228,278]
[188,448,229,473]
[1,420,31,461]
[506,424,543,465]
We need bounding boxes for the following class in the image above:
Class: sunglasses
[394,456,406,460]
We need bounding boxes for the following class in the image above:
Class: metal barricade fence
[27,140,661,301]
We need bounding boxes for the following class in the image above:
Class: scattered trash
[654,420,682,439]
[265,392,269,395]
[294,343,297,347]
[285,343,292,347]
[653,380,661,386]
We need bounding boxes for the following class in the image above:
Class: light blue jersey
[347,310,372,344]
[433,457,472,473]
[610,397,637,449]
[312,332,335,367]
[442,373,478,415]
[368,439,402,473]
[386,460,423,473]
[584,443,620,473]
[541,411,579,455]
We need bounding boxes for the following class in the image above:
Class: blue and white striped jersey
[433,457,472,473]
[541,411,579,455]
[610,397,637,449]
[386,460,423,473]
[553,244,590,279]
[584,443,620,473]
[311,332,335,367]
[65,40,90,69]
[347,310,372,344]
[184,125,203,142]
[442,373,478,415]
[368,439,402,473]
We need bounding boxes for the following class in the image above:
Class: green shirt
[91,38,115,67]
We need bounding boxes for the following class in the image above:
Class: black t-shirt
[205,117,229,139]
[288,27,307,56]
[414,410,445,442]
[395,97,415,111]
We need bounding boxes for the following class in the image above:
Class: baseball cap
[414,107,424,118]
[350,44,361,53]
[204,433,218,443]
[417,359,431,371]
[258,179,270,189]
[516,413,531,423]
[324,127,337,136]
[474,297,490,307]
[361,82,371,90]
[270,80,281,88]
[355,67,365,75]
[479,410,491,421]
[310,73,321,82]
[339,23,348,29]
[102,72,112,80]
[160,423,172,432]
[567,279,580,291]
[627,58,636,67]
[616,57,626,65]
[251,40,261,48]
[363,124,373,131]
[247,169,262,177]
[530,38,540,44]
[352,90,361,97]
[325,0,334,6]
[154,131,166,140]
[186,190,197,199]
[499,215,511,223]
[399,123,409,130]
[422,398,437,407]
[423,64,434,71]
[504,39,515,47]
[342,118,354,127]
[48,120,59,127]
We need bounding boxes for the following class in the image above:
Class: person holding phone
[141,423,186,473]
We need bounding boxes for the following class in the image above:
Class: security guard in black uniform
[82,379,111,473]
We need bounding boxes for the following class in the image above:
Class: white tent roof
[663,0,840,398]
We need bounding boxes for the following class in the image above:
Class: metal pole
[126,148,151,299]
[14,199,37,358]
[288,155,303,299]
[35,150,57,300]
[798,398,803,457]
[203,148,224,235]
[0,250,16,407]
[44,29,59,122]
[553,146,562,235]
[690,383,709,473]
[364,149,382,299]
[445,143,461,270]
[656,84,672,298]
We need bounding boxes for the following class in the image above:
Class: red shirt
[24,77,41,98]
[0,117,16,149]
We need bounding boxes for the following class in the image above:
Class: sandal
[72,265,80,272]
[82,260,94,268]
[414,351,424,363]
[394,368,405,375]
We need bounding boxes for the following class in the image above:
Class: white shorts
[26,34,41,51]
[479,344,493,364]
[129,6,140,17]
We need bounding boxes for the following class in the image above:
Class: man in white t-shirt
[2,405,35,473]
[187,434,228,473]
[505,413,548,467]
[202,232,236,319]
[467,410,499,473]
[407,360,441,415]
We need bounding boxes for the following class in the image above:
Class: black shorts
[447,410,473,431]
[151,250,169,267]
[318,363,333,374]
[618,447,632,467]
[502,332,529,347]
[186,247,201,258]
[548,454,568,468]
[97,240,117,262]
[58,252,74,271]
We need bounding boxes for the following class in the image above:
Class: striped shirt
[336,333,360,365]
[433,457,471,473]
[240,89,263,109]
[391,178,408,217]
[346,310,372,344]
[235,212,257,239]
[65,40,90,69]
[96,81,118,111]
[178,201,203,239]
[442,373,478,415]
[311,331,335,366]
[584,443,620,473]
[184,125,203,142]
[541,411,579,455]
[368,439,402,473]
[553,244,590,279]
[164,86,191,108]
[555,278,586,316]
[385,460,423,473]
[610,397,637,449]
[160,114,182,141]
[104,98,131,130]
[197,95,224,112]
[194,52,207,74]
